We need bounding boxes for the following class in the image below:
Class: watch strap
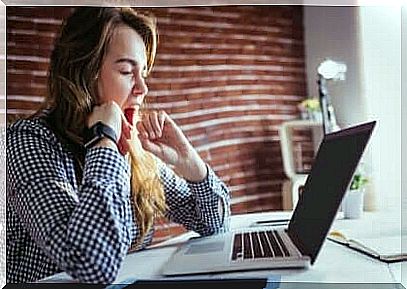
[84,121,118,149]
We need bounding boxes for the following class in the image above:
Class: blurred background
[5,5,404,243]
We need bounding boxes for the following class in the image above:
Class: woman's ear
[92,74,101,103]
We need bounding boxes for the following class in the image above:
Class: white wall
[402,5,407,285]
[304,6,402,212]
[304,6,367,127]
[402,5,407,235]
[359,6,402,212]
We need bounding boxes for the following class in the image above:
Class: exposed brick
[6,6,313,243]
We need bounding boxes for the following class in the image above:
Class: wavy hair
[36,7,166,246]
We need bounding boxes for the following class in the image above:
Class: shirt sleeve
[7,125,134,283]
[158,162,231,236]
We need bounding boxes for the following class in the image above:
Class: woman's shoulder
[7,117,59,146]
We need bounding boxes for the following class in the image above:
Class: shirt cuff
[187,164,231,232]
[186,164,226,201]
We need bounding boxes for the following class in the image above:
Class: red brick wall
[7,6,312,243]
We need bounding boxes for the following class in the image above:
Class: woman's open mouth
[124,107,136,125]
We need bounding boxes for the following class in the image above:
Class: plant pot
[342,189,365,219]
[310,111,323,122]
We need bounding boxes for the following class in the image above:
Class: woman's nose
[132,75,148,96]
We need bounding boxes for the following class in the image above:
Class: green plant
[350,173,368,190]
[299,98,320,112]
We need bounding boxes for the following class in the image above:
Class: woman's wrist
[177,155,208,182]
[93,137,118,151]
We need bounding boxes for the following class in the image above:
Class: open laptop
[162,121,376,276]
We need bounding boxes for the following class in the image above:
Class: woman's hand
[136,110,207,182]
[87,101,132,155]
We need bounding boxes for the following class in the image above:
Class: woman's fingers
[136,121,148,139]
[137,110,166,140]
[142,113,156,139]
[115,113,133,155]
[139,135,178,165]
[139,136,156,153]
[121,117,132,140]
[149,111,162,138]
[87,101,123,138]
[136,110,195,166]
[117,133,130,155]
[158,110,166,133]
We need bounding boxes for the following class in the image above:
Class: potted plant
[298,98,322,122]
[342,172,369,219]
[349,173,369,191]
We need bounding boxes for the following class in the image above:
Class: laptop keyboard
[231,230,292,261]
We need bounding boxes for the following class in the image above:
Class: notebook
[161,121,376,276]
[328,233,407,263]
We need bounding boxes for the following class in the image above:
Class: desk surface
[42,211,406,287]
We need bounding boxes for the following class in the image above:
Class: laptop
[162,121,376,276]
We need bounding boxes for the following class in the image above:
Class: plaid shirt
[7,118,231,283]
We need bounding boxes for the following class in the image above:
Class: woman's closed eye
[118,63,134,75]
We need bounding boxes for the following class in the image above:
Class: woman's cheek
[112,82,130,108]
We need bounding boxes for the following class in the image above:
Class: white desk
[42,211,406,288]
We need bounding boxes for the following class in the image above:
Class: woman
[7,7,231,284]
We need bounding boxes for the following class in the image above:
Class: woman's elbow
[68,260,121,284]
[62,245,126,284]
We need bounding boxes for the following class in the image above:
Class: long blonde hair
[36,7,166,245]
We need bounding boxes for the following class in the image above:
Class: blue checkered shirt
[7,118,231,283]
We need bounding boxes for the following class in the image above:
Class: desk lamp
[317,59,347,134]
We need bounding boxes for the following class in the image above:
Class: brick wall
[7,6,312,243]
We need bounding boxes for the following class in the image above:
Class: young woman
[7,7,230,284]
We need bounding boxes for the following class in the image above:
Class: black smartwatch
[84,121,118,149]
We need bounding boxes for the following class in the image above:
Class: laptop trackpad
[185,241,225,255]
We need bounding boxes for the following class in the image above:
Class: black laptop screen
[287,121,375,264]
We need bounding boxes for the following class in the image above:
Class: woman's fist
[87,101,132,155]
[136,110,207,182]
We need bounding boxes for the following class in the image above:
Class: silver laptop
[162,121,376,276]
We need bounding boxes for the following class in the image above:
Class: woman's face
[97,25,148,116]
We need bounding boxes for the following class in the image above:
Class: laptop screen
[287,121,376,264]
